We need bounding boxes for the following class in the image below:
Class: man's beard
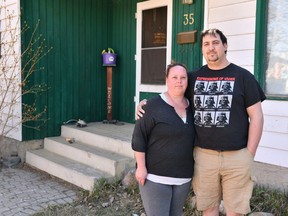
[207,56,219,62]
[207,52,219,62]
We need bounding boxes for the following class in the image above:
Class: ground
[4,163,287,216]
[19,164,146,216]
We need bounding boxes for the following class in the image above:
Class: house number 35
[183,13,194,25]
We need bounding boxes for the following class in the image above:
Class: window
[141,6,167,85]
[261,1,288,98]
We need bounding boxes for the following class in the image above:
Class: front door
[135,0,173,105]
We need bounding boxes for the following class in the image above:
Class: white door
[135,0,173,106]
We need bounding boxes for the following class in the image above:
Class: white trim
[202,0,208,65]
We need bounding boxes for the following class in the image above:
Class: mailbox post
[102,49,117,124]
[106,66,113,122]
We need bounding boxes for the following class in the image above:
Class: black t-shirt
[131,95,195,178]
[186,63,266,151]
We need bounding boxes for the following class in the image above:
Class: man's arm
[246,101,264,156]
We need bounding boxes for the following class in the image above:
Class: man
[137,28,266,216]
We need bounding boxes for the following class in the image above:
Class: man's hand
[135,99,147,120]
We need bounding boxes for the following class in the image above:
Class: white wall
[258,101,288,167]
[0,0,22,141]
[205,0,288,168]
[204,0,256,73]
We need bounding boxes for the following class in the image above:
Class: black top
[186,63,266,151]
[132,95,195,178]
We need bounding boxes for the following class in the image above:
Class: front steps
[26,122,135,191]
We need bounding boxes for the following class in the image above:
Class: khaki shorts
[192,147,254,214]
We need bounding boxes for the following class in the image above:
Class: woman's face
[166,65,188,96]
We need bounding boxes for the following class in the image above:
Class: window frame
[255,0,288,100]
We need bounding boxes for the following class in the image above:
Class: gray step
[44,136,135,176]
[26,149,113,191]
[61,123,134,158]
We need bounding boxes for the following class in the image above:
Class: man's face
[202,33,227,64]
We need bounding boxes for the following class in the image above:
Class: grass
[250,185,288,215]
[33,178,288,216]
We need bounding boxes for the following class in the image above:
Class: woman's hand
[135,99,147,120]
[135,166,147,186]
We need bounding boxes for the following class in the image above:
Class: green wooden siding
[21,0,110,140]
[21,0,204,140]
[109,0,141,122]
[172,0,204,71]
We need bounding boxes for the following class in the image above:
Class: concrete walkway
[0,162,287,216]
[0,165,80,216]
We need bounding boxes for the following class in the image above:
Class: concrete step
[26,149,113,191]
[61,123,134,158]
[25,122,136,191]
[44,136,135,176]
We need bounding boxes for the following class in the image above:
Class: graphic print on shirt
[194,77,235,127]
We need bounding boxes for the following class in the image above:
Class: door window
[141,7,167,85]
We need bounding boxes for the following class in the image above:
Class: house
[1,0,287,168]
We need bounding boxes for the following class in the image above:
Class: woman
[131,63,195,216]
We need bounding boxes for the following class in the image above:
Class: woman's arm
[134,151,147,186]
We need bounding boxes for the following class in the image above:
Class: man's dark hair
[200,28,228,52]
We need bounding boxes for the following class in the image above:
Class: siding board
[255,147,288,167]
[210,17,256,35]
[209,0,252,8]
[228,50,254,66]
[209,1,256,23]
[263,100,288,116]
[228,34,255,51]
